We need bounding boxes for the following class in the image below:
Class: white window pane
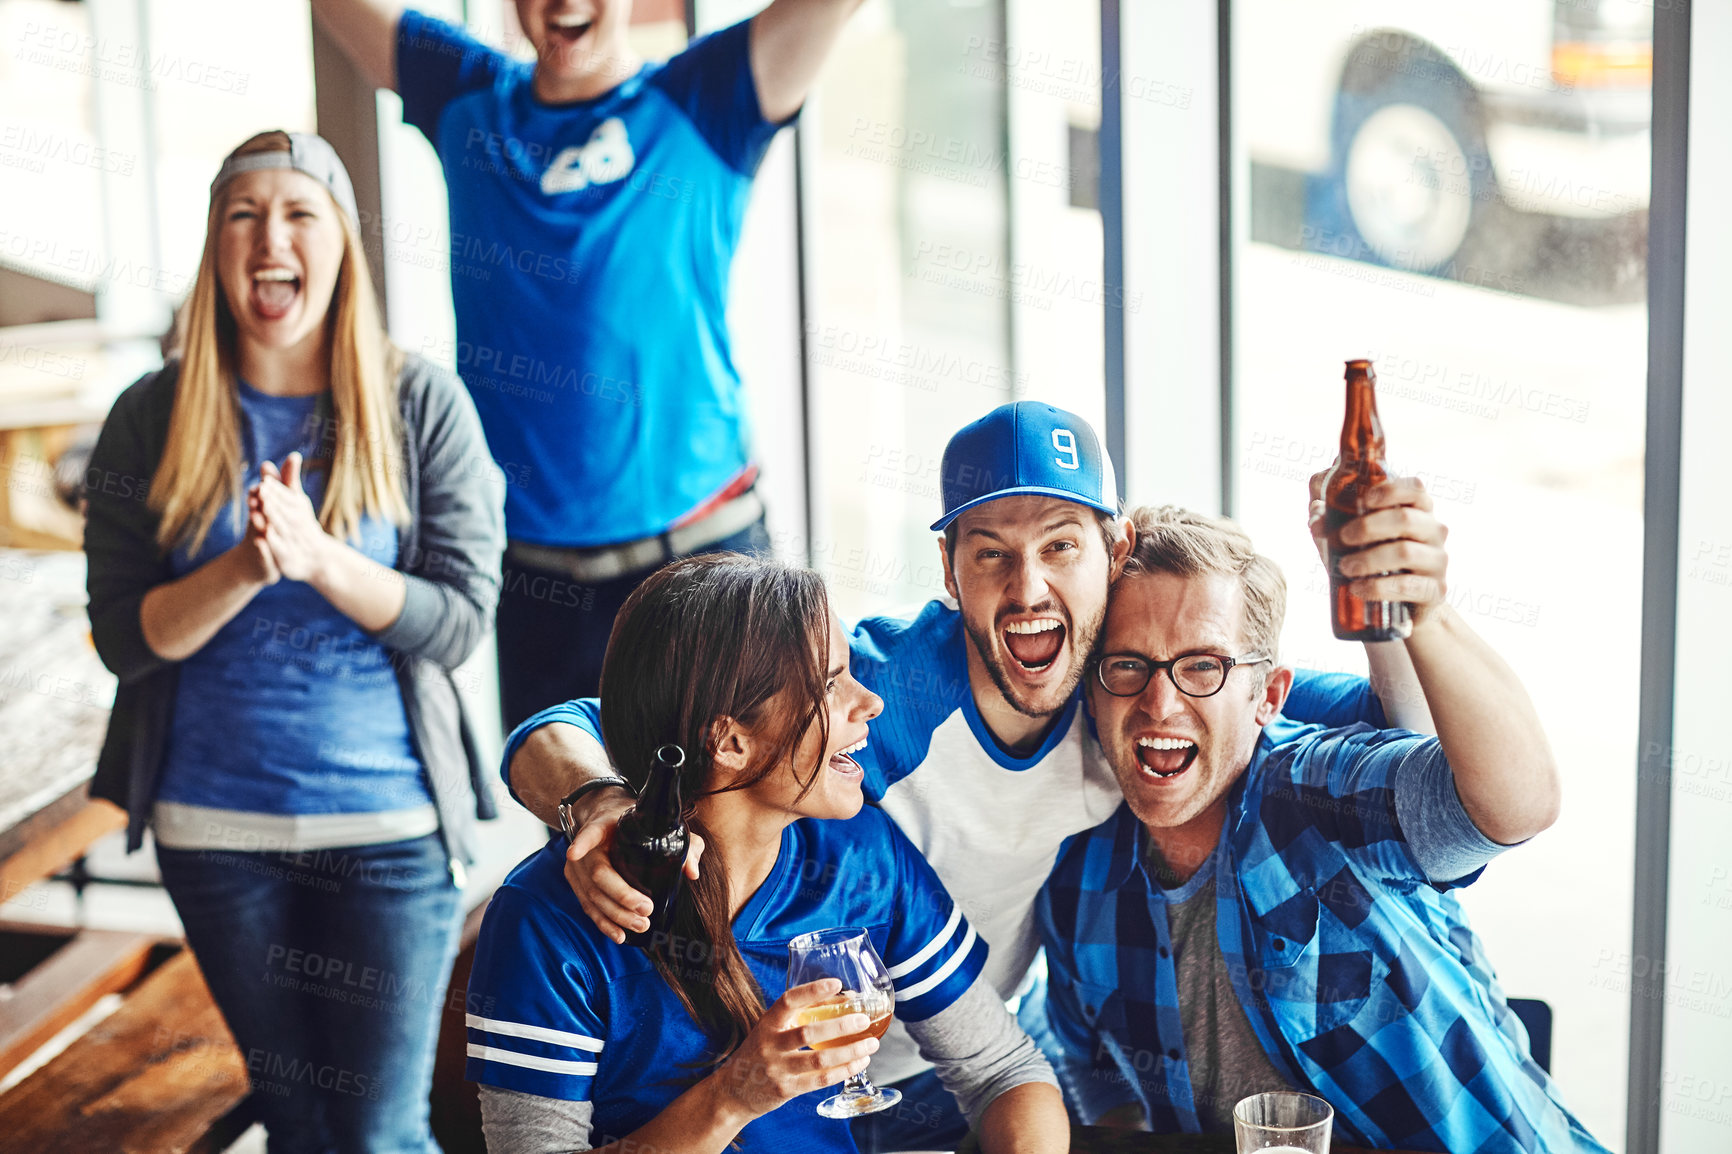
[1230,3,1650,1139]
[804,0,1104,619]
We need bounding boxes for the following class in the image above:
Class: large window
[801,0,1105,619]
[6,4,1725,1148]
[1665,7,1732,1148]
[0,0,325,935]
[0,0,317,386]
[1119,1,1654,1140]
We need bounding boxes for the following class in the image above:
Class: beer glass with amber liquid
[787,928,899,1118]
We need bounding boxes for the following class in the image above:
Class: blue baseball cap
[930,401,1120,531]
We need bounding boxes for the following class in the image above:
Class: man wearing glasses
[1035,503,1609,1152]
[504,402,1430,1150]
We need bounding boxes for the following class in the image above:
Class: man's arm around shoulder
[509,719,617,829]
[507,705,704,945]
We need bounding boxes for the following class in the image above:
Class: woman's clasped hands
[243,451,332,587]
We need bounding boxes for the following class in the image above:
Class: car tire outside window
[1309,40,1493,275]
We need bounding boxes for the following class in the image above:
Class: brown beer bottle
[609,744,689,950]
[1323,359,1412,641]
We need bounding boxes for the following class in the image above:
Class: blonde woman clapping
[84,130,504,1153]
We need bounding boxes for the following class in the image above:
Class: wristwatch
[556,775,635,845]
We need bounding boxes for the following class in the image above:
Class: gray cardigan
[83,353,505,867]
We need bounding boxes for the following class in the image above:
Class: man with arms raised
[509,402,1432,1150]
[311,0,867,729]
[1036,500,1608,1151]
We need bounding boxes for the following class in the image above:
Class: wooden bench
[0,923,159,1084]
[0,547,498,1151]
[0,896,494,1154]
[0,947,250,1154]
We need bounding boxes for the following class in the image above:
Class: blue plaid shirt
[1035,719,1611,1153]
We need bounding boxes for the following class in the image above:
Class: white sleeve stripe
[886,902,963,979]
[894,923,977,1002]
[466,1013,604,1052]
[467,1043,599,1077]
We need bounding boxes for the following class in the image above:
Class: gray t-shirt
[1143,744,1511,1132]
[1150,843,1294,1132]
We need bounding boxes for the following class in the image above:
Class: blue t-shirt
[465,807,989,1150]
[397,11,787,546]
[156,384,429,816]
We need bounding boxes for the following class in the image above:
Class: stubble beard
[963,599,1108,720]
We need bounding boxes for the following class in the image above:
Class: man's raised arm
[310,0,404,92]
[748,0,867,123]
[1337,478,1561,845]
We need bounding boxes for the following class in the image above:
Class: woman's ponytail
[600,555,831,1060]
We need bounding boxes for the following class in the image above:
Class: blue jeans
[496,516,771,731]
[157,834,464,1154]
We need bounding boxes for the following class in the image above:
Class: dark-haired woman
[84,130,504,1152]
[465,555,1067,1153]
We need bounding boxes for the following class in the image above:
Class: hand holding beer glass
[1234,1091,1333,1153]
[787,928,899,1117]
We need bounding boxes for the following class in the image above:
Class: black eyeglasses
[1095,652,1271,699]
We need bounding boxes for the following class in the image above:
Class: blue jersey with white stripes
[497,598,1388,1087]
[465,805,987,1149]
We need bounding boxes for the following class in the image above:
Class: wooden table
[0,548,124,901]
[0,547,133,1083]
[964,1126,1410,1153]
[0,949,249,1154]
[0,547,252,1148]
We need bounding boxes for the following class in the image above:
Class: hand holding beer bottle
[607,744,690,950]
[558,779,706,947]
[1308,365,1452,640]
[1321,359,1412,641]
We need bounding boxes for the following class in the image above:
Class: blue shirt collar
[959,682,1081,771]
[519,60,652,115]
